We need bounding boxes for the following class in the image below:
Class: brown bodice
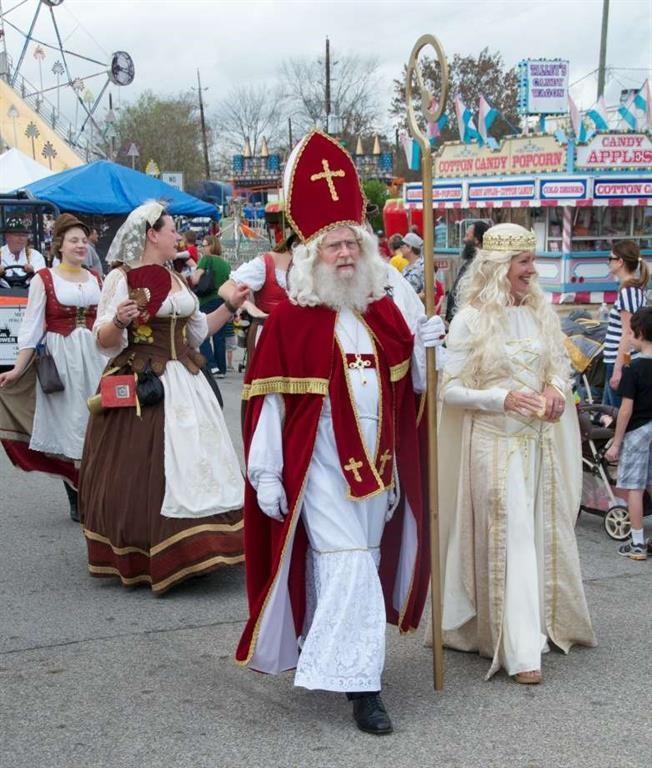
[112,315,205,376]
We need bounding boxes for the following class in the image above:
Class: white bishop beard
[313,257,376,312]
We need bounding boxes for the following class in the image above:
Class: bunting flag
[624,79,652,130]
[618,96,638,130]
[425,98,450,145]
[428,114,449,143]
[478,95,498,145]
[399,129,421,171]
[568,94,588,142]
[586,96,610,131]
[454,95,480,144]
[633,79,651,127]
[554,128,568,145]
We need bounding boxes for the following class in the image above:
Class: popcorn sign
[518,59,570,115]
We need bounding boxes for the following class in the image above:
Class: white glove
[256,474,288,522]
[417,315,446,348]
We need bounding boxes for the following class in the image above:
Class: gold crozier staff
[405,33,449,692]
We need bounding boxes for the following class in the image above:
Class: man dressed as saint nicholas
[234,130,445,735]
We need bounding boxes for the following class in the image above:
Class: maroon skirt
[79,397,243,594]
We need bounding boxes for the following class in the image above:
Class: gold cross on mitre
[348,353,371,385]
[344,456,363,482]
[310,159,346,201]
[378,449,392,476]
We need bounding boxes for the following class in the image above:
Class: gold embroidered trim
[152,554,244,593]
[84,520,243,558]
[242,377,329,400]
[548,439,559,635]
[150,520,244,555]
[336,337,387,498]
[84,529,149,557]
[390,358,410,382]
[88,553,244,592]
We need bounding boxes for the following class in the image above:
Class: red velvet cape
[235,296,430,667]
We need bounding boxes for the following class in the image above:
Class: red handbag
[100,374,138,408]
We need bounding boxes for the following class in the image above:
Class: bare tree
[281,52,381,137]
[212,83,285,164]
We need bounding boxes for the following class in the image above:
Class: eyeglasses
[322,239,361,254]
[607,256,621,262]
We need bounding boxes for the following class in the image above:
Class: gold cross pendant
[348,354,371,385]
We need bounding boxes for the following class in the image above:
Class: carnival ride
[0,0,134,163]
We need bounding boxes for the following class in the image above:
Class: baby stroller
[564,324,652,539]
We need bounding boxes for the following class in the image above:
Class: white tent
[0,148,55,194]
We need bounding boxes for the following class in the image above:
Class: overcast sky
[2,0,651,129]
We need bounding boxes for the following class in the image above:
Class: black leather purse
[193,269,214,297]
[136,365,164,406]
[34,336,65,394]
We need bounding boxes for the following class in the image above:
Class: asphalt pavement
[1,367,650,768]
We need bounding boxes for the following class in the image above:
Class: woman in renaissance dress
[79,201,249,594]
[0,214,105,521]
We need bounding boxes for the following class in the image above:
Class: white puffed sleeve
[185,307,209,349]
[247,393,285,489]
[442,308,508,413]
[93,268,128,358]
[28,249,46,271]
[230,257,267,292]
[17,273,46,350]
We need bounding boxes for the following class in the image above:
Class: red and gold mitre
[283,129,366,244]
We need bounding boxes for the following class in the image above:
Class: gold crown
[482,229,536,253]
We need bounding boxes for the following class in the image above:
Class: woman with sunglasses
[602,241,649,407]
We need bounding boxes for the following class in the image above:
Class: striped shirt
[603,285,646,364]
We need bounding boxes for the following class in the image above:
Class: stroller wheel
[604,506,630,540]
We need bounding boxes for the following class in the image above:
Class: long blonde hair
[455,223,570,387]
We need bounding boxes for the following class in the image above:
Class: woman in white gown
[0,214,105,520]
[432,223,596,683]
[79,202,250,594]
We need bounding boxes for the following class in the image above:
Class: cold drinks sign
[518,59,570,115]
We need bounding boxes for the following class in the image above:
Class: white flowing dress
[438,305,595,677]
[18,270,104,461]
[95,268,244,518]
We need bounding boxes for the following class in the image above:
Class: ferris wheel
[0,0,135,156]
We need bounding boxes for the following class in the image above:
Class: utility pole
[288,116,293,149]
[0,0,10,83]
[196,69,211,180]
[597,0,610,99]
[325,36,331,132]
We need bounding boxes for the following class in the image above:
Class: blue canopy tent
[22,160,218,218]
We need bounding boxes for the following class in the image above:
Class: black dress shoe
[352,693,393,735]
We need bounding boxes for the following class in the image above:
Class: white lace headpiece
[106,201,166,264]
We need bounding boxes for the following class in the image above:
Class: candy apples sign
[576,134,652,170]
